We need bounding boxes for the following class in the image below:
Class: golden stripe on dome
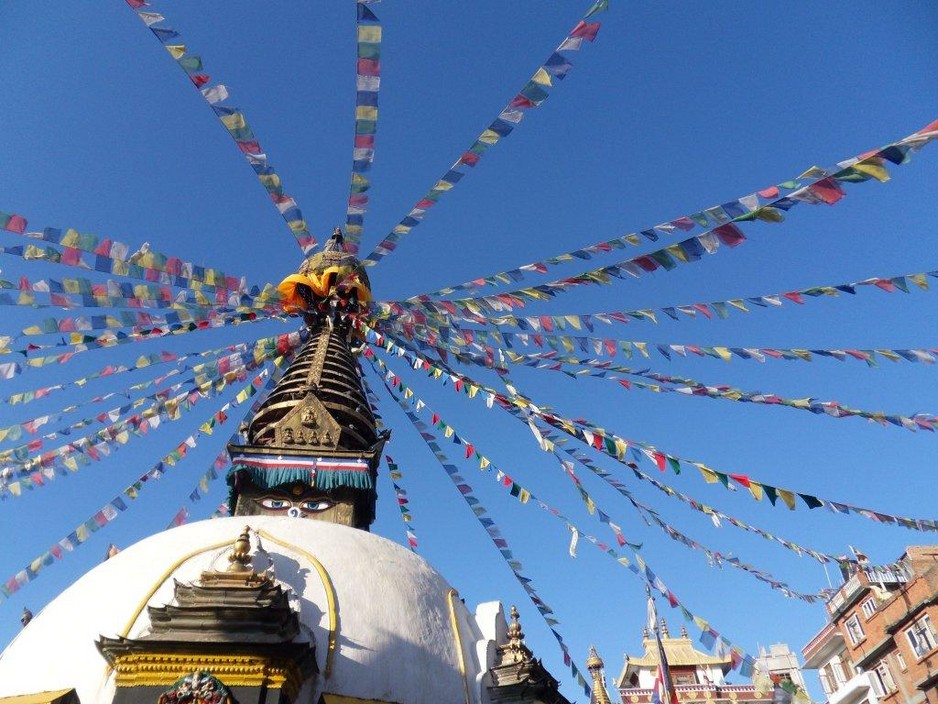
[257,529,339,678]
[446,588,472,704]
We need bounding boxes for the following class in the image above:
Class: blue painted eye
[300,500,334,512]
[260,498,289,510]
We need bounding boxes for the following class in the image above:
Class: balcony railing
[828,573,862,615]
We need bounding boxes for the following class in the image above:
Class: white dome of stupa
[0,517,506,704]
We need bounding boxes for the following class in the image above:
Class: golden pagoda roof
[617,628,732,689]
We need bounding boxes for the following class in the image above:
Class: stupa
[0,231,571,704]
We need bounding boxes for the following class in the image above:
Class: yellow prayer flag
[585,496,596,515]
[564,315,582,330]
[727,299,749,313]
[624,234,641,245]
[791,349,813,361]
[634,342,649,358]
[165,45,187,59]
[519,488,530,504]
[876,349,901,362]
[358,25,382,43]
[665,243,688,263]
[443,426,454,438]
[798,165,827,179]
[713,347,732,362]
[777,488,797,510]
[753,207,784,223]
[220,112,247,130]
[698,466,719,484]
[479,457,490,469]
[748,481,764,501]
[853,161,890,182]
[356,105,378,121]
[432,180,455,192]
[478,129,500,145]
[910,273,929,290]
[531,67,553,87]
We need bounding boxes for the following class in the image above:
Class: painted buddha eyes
[258,497,334,514]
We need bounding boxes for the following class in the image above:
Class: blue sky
[0,2,936,700]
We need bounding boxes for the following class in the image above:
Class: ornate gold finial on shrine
[587,645,613,704]
[507,605,524,648]
[660,617,670,638]
[227,526,253,572]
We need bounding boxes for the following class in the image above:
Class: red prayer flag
[4,214,27,233]
[713,223,745,247]
[569,20,601,41]
[357,58,381,76]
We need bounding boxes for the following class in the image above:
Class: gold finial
[642,625,649,639]
[227,526,253,572]
[660,617,669,638]
[587,646,613,704]
[681,624,688,638]
[507,605,525,646]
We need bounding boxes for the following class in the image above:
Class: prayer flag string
[361,0,608,268]
[372,362,593,697]
[361,324,938,531]
[405,119,938,300]
[377,315,938,369]
[368,347,829,602]
[372,348,770,678]
[0,360,283,602]
[376,267,937,331]
[0,331,303,408]
[123,1,317,253]
[378,325,938,432]
[343,2,383,253]
[0,342,288,458]
[0,216,255,296]
[0,343,296,497]
[0,309,282,381]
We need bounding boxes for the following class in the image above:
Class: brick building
[802,546,938,704]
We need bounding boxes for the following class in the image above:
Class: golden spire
[587,645,613,704]
[660,617,670,638]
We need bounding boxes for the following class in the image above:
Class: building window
[845,614,865,645]
[870,659,896,697]
[894,650,907,671]
[861,597,877,619]
[906,614,937,658]
[821,660,849,696]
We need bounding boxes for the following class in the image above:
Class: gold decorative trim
[111,653,303,700]
[257,529,338,678]
[446,588,472,704]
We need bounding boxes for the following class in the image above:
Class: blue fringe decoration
[226,462,375,510]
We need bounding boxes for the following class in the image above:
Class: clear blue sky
[0,2,936,700]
